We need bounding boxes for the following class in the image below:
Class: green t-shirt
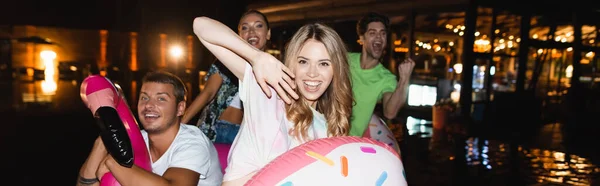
[348,52,398,136]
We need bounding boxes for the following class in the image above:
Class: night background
[1,0,600,185]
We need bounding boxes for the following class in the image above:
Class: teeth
[248,37,258,42]
[304,81,321,86]
[145,114,159,117]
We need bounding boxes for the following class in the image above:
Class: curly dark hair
[356,12,390,36]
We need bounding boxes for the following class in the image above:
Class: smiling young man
[348,12,415,137]
[77,71,223,186]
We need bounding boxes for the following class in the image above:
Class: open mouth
[143,112,160,121]
[372,41,383,52]
[247,37,259,46]
[303,80,322,92]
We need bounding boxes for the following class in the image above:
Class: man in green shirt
[349,12,415,136]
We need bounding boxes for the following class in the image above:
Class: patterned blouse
[197,61,239,141]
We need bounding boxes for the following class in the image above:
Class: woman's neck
[306,100,317,109]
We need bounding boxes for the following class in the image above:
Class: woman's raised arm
[192,16,298,103]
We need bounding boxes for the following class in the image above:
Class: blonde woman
[193,16,353,185]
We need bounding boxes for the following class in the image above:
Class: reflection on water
[41,50,58,95]
[5,80,81,112]
[404,117,600,185]
[466,137,482,166]
[41,79,57,95]
[521,148,600,185]
[464,137,511,175]
[465,137,510,170]
[463,137,599,185]
[3,76,195,113]
[406,116,433,138]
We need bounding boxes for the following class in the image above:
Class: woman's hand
[251,52,299,104]
[96,155,112,180]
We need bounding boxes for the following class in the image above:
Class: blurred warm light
[266,49,281,55]
[41,50,56,76]
[565,65,573,78]
[40,50,56,60]
[450,90,460,103]
[394,47,409,52]
[169,45,184,59]
[41,80,57,95]
[474,39,491,52]
[581,59,590,64]
[453,63,463,74]
[199,70,208,91]
[26,68,34,77]
[40,50,57,95]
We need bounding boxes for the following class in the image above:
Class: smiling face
[292,39,334,107]
[360,22,387,60]
[137,82,184,134]
[238,12,271,51]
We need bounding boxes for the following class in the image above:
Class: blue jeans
[214,120,240,144]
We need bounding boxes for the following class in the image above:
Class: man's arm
[76,137,106,186]
[104,155,201,186]
[382,58,415,120]
[382,79,409,120]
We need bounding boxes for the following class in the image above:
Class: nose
[375,33,382,39]
[307,63,318,78]
[143,99,156,109]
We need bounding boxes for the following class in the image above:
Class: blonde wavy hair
[284,23,353,141]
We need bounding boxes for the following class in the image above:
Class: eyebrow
[367,28,386,32]
[297,56,331,62]
[140,92,171,97]
[241,21,264,26]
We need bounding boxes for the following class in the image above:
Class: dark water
[2,76,599,186]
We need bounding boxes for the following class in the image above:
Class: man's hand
[251,52,299,104]
[77,136,109,186]
[397,58,415,83]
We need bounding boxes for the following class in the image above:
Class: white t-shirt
[223,64,328,181]
[228,92,242,109]
[142,124,223,186]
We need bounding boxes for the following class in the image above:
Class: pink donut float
[80,75,152,186]
[245,136,407,186]
[363,114,401,155]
